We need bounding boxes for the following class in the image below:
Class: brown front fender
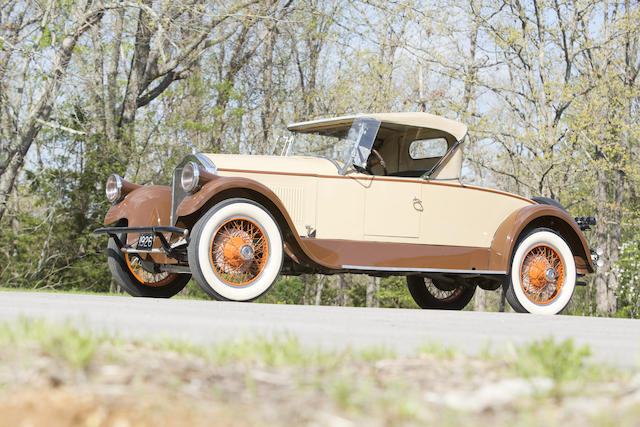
[489,204,594,274]
[104,185,172,247]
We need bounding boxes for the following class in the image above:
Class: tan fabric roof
[287,112,468,141]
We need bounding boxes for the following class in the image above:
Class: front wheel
[505,228,576,314]
[187,198,283,301]
[406,276,476,310]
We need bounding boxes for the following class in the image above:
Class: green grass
[0,317,626,385]
[153,334,395,367]
[418,340,458,359]
[0,318,102,368]
[509,337,593,383]
[0,318,395,371]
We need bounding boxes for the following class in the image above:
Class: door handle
[412,197,423,211]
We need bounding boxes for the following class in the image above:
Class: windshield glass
[287,118,381,174]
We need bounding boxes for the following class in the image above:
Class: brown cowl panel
[489,204,594,274]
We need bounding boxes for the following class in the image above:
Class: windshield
[287,118,381,174]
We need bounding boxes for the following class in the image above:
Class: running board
[341,265,506,275]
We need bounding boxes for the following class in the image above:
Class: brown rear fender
[176,176,336,270]
[103,185,172,247]
[489,204,594,275]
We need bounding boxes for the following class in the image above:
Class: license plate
[136,232,155,250]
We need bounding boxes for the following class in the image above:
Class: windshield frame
[338,117,381,175]
[287,117,382,175]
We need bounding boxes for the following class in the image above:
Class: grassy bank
[0,318,638,426]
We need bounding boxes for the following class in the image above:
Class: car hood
[202,153,340,176]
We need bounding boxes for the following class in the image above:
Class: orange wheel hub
[223,236,251,268]
[210,218,268,286]
[519,244,565,304]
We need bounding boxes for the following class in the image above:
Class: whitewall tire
[188,199,283,301]
[505,228,576,315]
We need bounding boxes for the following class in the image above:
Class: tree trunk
[302,275,310,305]
[474,288,486,312]
[336,274,348,306]
[366,276,379,307]
[315,275,324,305]
[593,160,621,316]
[499,286,506,312]
[259,2,277,154]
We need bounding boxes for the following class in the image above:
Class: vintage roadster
[95,112,600,314]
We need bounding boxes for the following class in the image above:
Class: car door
[419,182,531,247]
[314,174,422,242]
[363,177,422,240]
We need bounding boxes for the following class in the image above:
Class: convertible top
[287,112,468,142]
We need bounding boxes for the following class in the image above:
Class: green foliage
[0,318,99,368]
[615,238,640,318]
[39,26,52,47]
[418,341,457,359]
[179,280,210,300]
[377,277,419,309]
[257,276,306,305]
[153,334,393,368]
[509,338,592,384]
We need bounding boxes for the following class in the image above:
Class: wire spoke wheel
[406,276,475,310]
[425,279,467,303]
[188,199,283,301]
[209,217,269,286]
[519,244,565,305]
[125,253,176,287]
[506,228,576,314]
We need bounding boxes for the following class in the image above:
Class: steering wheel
[366,149,388,176]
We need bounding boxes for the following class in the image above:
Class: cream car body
[95,112,598,314]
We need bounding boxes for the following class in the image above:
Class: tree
[0,0,105,223]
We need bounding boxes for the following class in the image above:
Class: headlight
[181,161,200,193]
[105,174,123,203]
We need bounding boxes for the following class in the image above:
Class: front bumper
[93,226,188,259]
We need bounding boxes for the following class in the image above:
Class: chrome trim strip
[195,153,217,172]
[120,248,166,254]
[179,153,217,173]
[171,153,217,225]
[341,265,506,275]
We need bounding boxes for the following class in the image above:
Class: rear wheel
[187,199,283,301]
[406,276,476,310]
[107,237,190,297]
[505,228,576,314]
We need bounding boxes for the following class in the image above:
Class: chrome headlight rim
[105,174,123,203]
[181,161,200,193]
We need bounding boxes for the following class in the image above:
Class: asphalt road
[0,291,639,368]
